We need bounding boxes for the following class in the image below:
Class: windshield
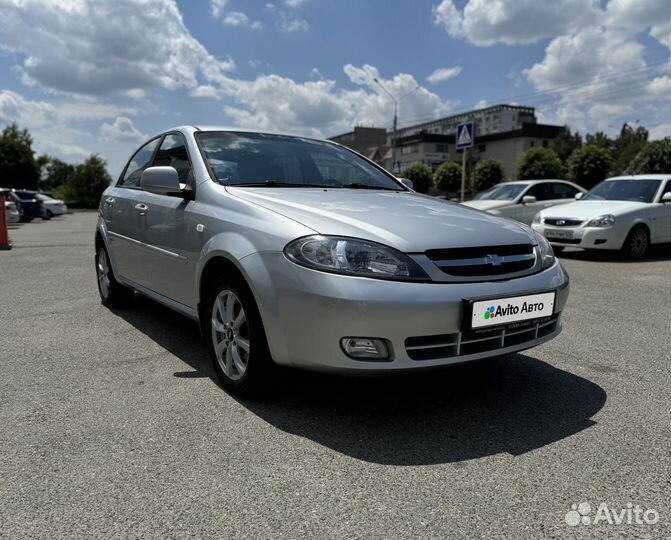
[583,179,661,203]
[475,183,527,201]
[196,131,403,190]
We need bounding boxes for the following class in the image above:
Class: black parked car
[11,189,49,221]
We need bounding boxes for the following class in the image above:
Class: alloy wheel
[211,290,250,381]
[628,228,648,259]
[97,248,111,299]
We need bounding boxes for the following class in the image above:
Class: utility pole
[373,78,398,174]
[460,147,467,202]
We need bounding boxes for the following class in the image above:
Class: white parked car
[36,194,68,218]
[532,175,671,259]
[463,180,586,225]
[4,200,20,224]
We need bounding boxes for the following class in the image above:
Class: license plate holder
[463,291,556,331]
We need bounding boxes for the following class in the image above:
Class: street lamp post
[373,78,398,174]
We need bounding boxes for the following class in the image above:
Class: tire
[205,275,274,397]
[46,210,53,219]
[552,245,565,255]
[95,246,134,307]
[621,226,649,260]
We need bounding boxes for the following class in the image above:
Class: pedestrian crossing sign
[456,122,475,150]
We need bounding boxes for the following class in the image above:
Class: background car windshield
[477,184,527,200]
[197,132,403,190]
[583,179,661,203]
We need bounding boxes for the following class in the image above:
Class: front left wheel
[95,246,134,307]
[205,276,274,397]
[621,226,649,260]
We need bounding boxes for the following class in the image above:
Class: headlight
[533,231,555,269]
[586,214,615,227]
[284,235,430,281]
[532,213,542,224]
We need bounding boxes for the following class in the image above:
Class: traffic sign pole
[460,149,466,202]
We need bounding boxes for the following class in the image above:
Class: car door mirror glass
[522,195,537,204]
[140,166,182,196]
[575,192,584,200]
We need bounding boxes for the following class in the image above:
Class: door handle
[134,203,148,212]
[105,197,115,204]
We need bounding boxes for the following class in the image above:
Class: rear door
[105,137,160,285]
[132,133,197,307]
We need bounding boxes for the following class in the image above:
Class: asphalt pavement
[1,211,670,539]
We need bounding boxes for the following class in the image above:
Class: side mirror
[662,192,671,204]
[399,178,414,191]
[141,166,182,196]
[522,195,537,204]
[575,192,584,200]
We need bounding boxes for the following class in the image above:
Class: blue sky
[0,0,669,175]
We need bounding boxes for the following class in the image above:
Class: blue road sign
[456,122,475,150]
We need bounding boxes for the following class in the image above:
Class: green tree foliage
[553,126,582,164]
[568,145,612,189]
[0,123,40,189]
[40,156,76,191]
[433,162,462,194]
[402,164,433,193]
[584,131,613,152]
[611,123,648,175]
[626,138,671,174]
[516,148,564,180]
[55,154,112,208]
[473,160,504,192]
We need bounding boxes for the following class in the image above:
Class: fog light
[340,338,390,360]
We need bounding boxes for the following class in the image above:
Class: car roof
[160,125,332,145]
[605,174,671,181]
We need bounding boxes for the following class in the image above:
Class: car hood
[226,188,536,252]
[539,200,650,220]
[461,200,511,211]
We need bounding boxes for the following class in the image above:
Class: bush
[568,145,612,189]
[626,138,671,174]
[473,160,504,192]
[433,162,462,194]
[402,164,433,193]
[516,147,564,180]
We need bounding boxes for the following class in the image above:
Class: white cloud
[223,11,249,26]
[426,66,462,84]
[474,99,488,109]
[100,116,147,142]
[285,0,308,7]
[0,0,236,96]
[648,76,671,97]
[433,0,598,46]
[648,124,671,141]
[277,12,309,32]
[210,0,228,18]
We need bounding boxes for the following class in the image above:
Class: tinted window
[662,181,671,196]
[197,132,402,190]
[549,182,579,199]
[153,134,192,185]
[583,179,661,203]
[119,138,159,188]
[527,183,553,201]
[476,183,527,201]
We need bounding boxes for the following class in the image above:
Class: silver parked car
[95,127,570,395]
[463,179,586,225]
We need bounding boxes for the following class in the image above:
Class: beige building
[330,104,563,180]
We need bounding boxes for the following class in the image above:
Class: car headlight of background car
[533,231,555,269]
[532,213,542,224]
[284,235,430,281]
[585,214,615,227]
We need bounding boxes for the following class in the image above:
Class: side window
[527,183,552,201]
[118,139,159,188]
[550,182,579,199]
[152,134,193,185]
[662,181,671,196]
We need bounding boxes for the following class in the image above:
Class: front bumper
[241,252,570,373]
[531,223,626,250]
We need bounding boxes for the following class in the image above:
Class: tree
[516,147,564,180]
[473,160,504,193]
[40,156,76,192]
[584,131,613,152]
[0,123,40,189]
[433,162,462,194]
[611,123,648,175]
[568,145,612,189]
[402,164,433,194]
[626,138,671,174]
[56,154,112,207]
[553,126,582,164]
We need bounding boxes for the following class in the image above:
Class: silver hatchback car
[96,126,569,395]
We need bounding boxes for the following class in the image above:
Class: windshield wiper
[227,180,335,188]
[341,183,400,191]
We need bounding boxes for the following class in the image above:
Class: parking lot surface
[1,212,670,539]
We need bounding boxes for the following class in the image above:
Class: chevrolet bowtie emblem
[484,254,503,266]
